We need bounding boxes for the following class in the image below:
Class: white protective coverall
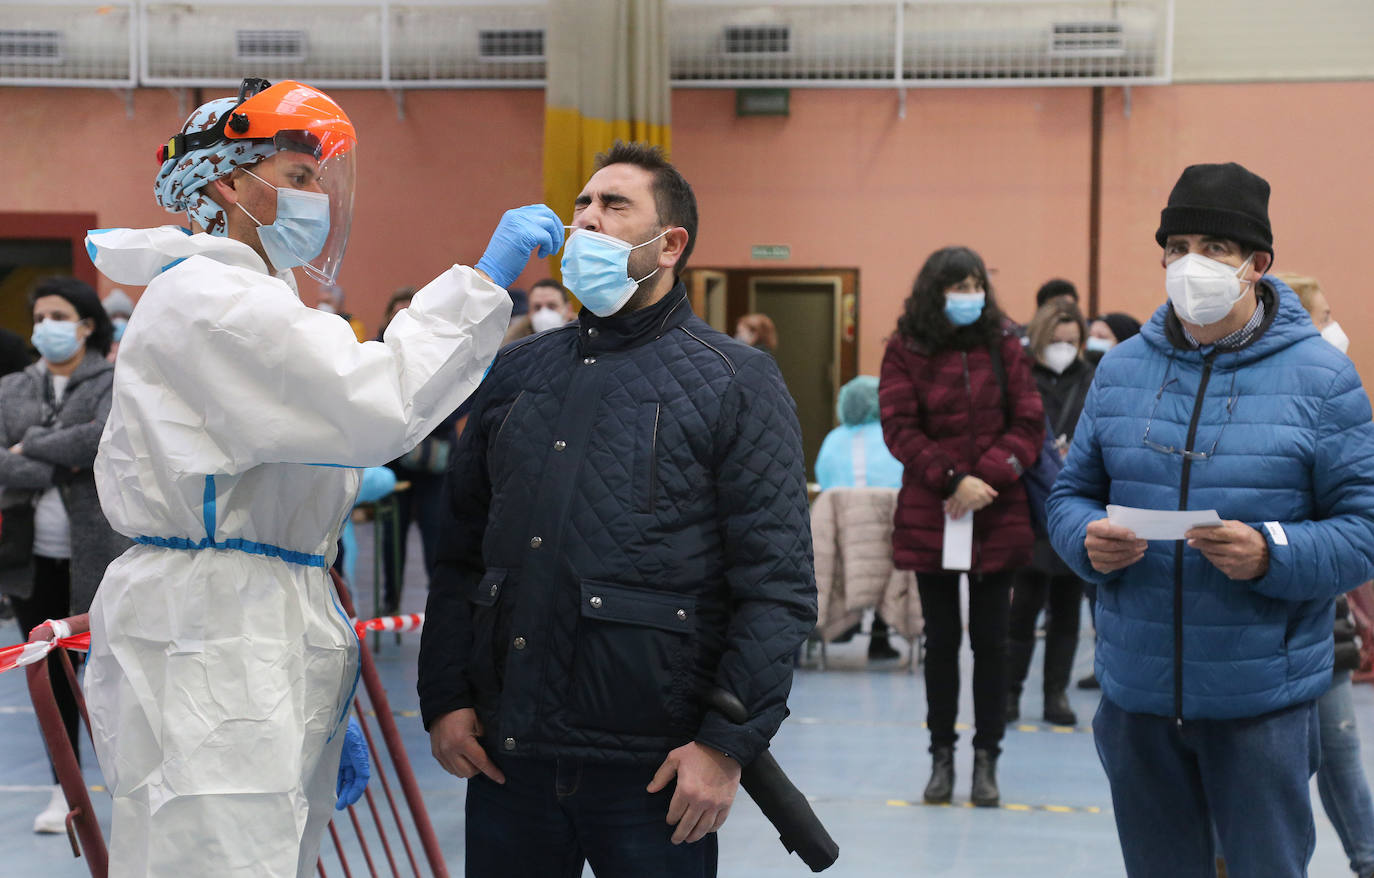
[83,226,510,877]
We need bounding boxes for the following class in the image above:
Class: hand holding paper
[1186,520,1271,580]
[1084,517,1148,574]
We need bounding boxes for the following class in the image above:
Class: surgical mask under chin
[530,307,565,333]
[1085,336,1115,354]
[560,228,667,317]
[944,291,986,327]
[237,169,331,273]
[1042,342,1078,374]
[1322,321,1351,354]
[32,319,83,364]
[111,317,128,343]
[1166,253,1252,326]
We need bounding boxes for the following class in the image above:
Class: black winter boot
[971,749,1000,807]
[1004,637,1035,723]
[1042,631,1079,726]
[923,746,955,804]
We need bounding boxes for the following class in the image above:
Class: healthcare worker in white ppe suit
[83,77,564,877]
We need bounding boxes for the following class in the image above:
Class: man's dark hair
[594,141,698,274]
[29,275,113,357]
[1036,278,1078,308]
[896,246,1005,352]
[530,278,570,303]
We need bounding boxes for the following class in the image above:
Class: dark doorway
[0,212,99,336]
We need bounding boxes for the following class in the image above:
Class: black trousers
[1008,567,1084,687]
[380,471,445,607]
[916,571,1013,755]
[13,555,81,778]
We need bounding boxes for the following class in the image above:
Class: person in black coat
[418,142,816,878]
[0,327,32,377]
[1006,300,1095,726]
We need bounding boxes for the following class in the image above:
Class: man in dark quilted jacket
[418,141,818,877]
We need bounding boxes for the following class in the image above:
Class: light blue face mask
[560,228,668,317]
[111,317,128,343]
[1085,336,1114,354]
[32,319,83,364]
[238,168,331,272]
[944,291,986,327]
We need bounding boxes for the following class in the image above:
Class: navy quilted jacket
[418,284,817,767]
[1047,279,1374,720]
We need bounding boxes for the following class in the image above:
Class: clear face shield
[268,128,356,285]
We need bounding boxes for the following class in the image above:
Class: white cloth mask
[1322,321,1350,354]
[1166,253,1253,326]
[529,307,565,334]
[1042,342,1078,375]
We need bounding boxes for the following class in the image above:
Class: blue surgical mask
[32,319,83,364]
[238,169,331,272]
[111,317,128,342]
[944,291,986,327]
[1085,336,1114,354]
[560,228,668,317]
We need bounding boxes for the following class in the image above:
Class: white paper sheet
[1106,505,1223,541]
[942,512,973,571]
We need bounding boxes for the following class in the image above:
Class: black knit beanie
[1155,162,1273,257]
[1101,312,1141,343]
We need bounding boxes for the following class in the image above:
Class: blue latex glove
[336,717,371,810]
[475,204,565,289]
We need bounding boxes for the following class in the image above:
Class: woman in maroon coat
[879,246,1044,807]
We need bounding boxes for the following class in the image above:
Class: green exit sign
[751,244,791,261]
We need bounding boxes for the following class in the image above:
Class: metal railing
[0,0,1173,90]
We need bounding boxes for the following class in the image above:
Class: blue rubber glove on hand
[475,204,566,289]
[336,717,371,811]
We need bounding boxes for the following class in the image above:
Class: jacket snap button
[513,636,526,650]
[489,583,499,597]
[503,737,516,750]
[588,328,599,338]
[529,536,542,549]
[676,609,687,621]
[583,357,596,365]
[589,596,602,609]
[554,440,566,451]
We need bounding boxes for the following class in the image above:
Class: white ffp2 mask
[1322,321,1350,354]
[1166,253,1253,326]
[1041,342,1078,375]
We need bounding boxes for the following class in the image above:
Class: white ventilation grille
[478,29,545,63]
[235,29,308,64]
[1049,21,1126,57]
[0,3,133,86]
[0,30,64,65]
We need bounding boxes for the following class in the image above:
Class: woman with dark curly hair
[879,246,1044,807]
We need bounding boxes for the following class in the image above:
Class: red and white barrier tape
[0,613,424,677]
[354,613,424,637]
[0,632,91,676]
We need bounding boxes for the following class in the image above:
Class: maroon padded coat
[878,326,1044,574]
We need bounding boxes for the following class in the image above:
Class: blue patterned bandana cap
[154,97,277,236]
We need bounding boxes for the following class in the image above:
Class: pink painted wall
[3,80,1372,380]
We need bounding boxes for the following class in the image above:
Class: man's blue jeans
[1317,671,1374,877]
[1093,696,1320,877]
[464,754,718,878]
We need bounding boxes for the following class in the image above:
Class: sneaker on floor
[34,785,68,834]
[1077,672,1100,690]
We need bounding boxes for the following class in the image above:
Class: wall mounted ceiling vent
[722,25,791,56]
[478,28,545,62]
[234,29,307,64]
[0,29,63,65]
[1049,21,1126,57]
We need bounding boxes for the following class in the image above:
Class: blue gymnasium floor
[0,526,1371,877]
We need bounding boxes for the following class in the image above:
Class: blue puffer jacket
[1047,279,1374,720]
[418,283,817,767]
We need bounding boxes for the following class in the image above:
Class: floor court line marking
[809,796,1107,815]
[795,717,1092,734]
